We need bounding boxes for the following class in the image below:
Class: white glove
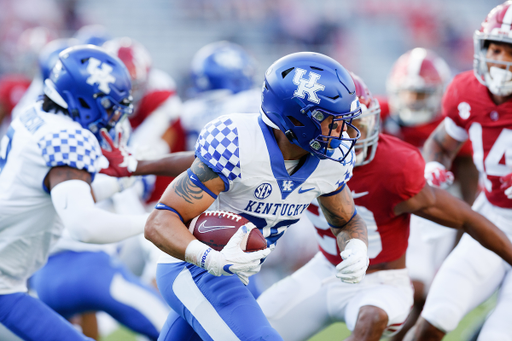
[185,224,271,282]
[424,161,454,189]
[336,239,369,284]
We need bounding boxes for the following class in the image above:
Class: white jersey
[0,104,102,294]
[159,113,354,263]
[180,88,260,151]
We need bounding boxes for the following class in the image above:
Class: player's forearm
[144,209,195,260]
[51,180,147,243]
[423,122,465,169]
[334,214,368,250]
[133,151,195,177]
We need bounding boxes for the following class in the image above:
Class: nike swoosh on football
[351,191,369,199]
[298,187,315,194]
[197,220,236,233]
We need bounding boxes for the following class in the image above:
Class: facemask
[485,66,512,96]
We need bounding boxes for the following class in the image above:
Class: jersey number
[0,126,14,174]
[469,124,512,192]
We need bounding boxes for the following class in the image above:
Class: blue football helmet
[43,45,133,139]
[261,52,361,162]
[191,41,256,94]
[38,38,79,80]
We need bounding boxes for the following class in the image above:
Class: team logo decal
[292,68,325,104]
[86,58,116,94]
[457,102,471,120]
[254,183,272,199]
[281,180,294,192]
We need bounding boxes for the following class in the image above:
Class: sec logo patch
[254,183,272,199]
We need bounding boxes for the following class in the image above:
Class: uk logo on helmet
[86,58,116,94]
[292,68,325,104]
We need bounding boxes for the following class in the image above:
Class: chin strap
[260,108,280,129]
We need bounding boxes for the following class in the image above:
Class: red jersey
[127,69,183,203]
[0,75,31,114]
[307,134,425,266]
[443,71,512,209]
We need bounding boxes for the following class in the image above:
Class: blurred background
[0,0,502,98]
[0,0,502,340]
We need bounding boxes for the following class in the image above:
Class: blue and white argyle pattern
[38,128,101,174]
[196,116,241,181]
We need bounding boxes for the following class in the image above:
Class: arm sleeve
[38,128,102,179]
[51,180,148,244]
[392,147,426,203]
[441,76,468,142]
[194,116,241,189]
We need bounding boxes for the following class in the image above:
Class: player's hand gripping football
[336,239,369,284]
[99,128,138,177]
[424,161,454,189]
[500,172,512,199]
[185,223,271,285]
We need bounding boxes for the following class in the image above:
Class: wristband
[185,239,214,269]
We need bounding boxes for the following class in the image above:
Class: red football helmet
[474,1,512,96]
[349,72,381,166]
[386,48,451,126]
[102,37,152,104]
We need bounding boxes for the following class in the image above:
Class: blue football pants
[32,250,170,340]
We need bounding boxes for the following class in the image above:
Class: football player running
[407,2,512,340]
[382,48,480,341]
[130,52,369,340]
[0,46,149,341]
[256,72,512,341]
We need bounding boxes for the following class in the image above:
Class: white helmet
[386,48,451,126]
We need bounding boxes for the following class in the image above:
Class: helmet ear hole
[288,116,304,127]
[281,67,294,79]
[80,58,90,64]
[78,97,90,109]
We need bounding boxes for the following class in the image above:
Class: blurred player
[11,38,78,119]
[179,40,260,151]
[124,52,369,340]
[0,45,148,341]
[0,74,31,138]
[382,47,480,341]
[103,37,182,204]
[256,72,512,341]
[407,2,512,340]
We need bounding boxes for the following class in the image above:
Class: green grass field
[101,294,497,341]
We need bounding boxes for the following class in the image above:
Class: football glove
[336,239,369,284]
[424,161,454,189]
[99,129,138,177]
[500,172,512,199]
[185,224,271,282]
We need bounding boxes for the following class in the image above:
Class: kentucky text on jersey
[243,200,309,217]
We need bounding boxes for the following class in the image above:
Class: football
[188,211,267,252]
